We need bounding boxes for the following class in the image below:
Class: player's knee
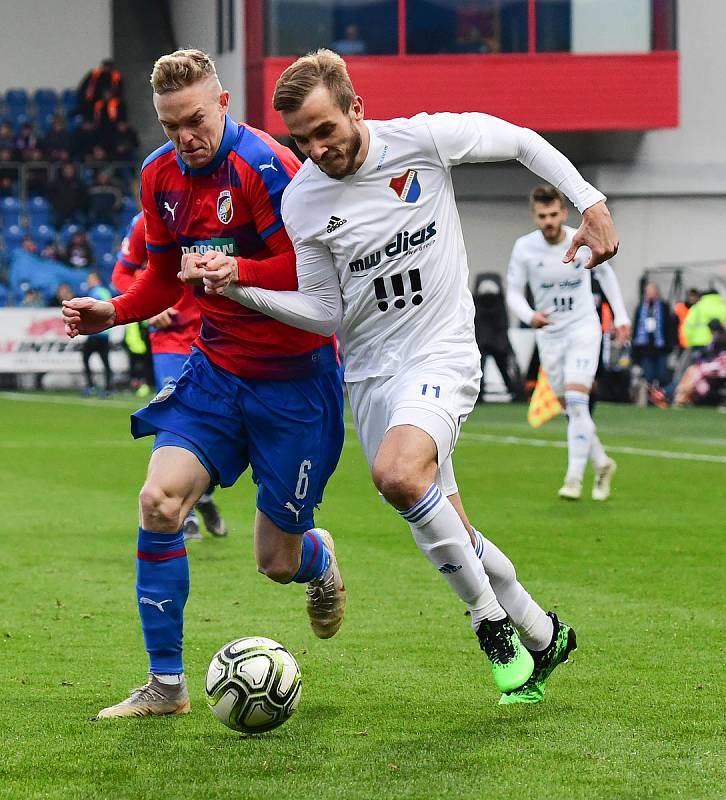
[371,461,427,510]
[257,553,297,584]
[139,482,185,532]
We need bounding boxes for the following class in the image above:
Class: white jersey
[222,112,608,379]
[506,226,629,334]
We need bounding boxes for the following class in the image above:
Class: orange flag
[527,369,562,428]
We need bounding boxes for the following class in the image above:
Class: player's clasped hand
[61,297,116,338]
[200,250,238,295]
[530,310,553,328]
[177,252,206,285]
[564,200,619,270]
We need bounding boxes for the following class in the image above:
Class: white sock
[401,484,505,628]
[589,432,609,470]
[472,529,553,651]
[154,673,184,685]
[565,390,594,482]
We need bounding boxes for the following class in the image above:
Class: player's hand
[614,323,631,345]
[178,252,205,285]
[201,250,238,294]
[530,311,553,328]
[61,297,116,338]
[565,200,619,270]
[147,307,178,329]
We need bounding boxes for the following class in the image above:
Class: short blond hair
[150,49,220,94]
[273,49,355,113]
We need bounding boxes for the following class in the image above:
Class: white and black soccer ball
[205,636,302,733]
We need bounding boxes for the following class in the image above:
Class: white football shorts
[536,318,602,397]
[346,354,480,496]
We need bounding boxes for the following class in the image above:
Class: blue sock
[472,528,486,560]
[136,527,189,674]
[291,529,330,583]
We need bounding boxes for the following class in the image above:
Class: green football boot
[476,617,534,694]
[499,612,577,705]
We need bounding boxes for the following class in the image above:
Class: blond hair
[150,49,221,94]
[273,48,355,113]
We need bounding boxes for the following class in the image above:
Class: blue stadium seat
[61,88,78,118]
[33,88,58,117]
[0,283,7,308]
[99,251,116,281]
[26,195,51,227]
[4,89,29,115]
[59,222,82,245]
[89,223,116,258]
[1,196,22,228]
[119,196,138,229]
[10,112,30,134]
[3,224,28,253]
[37,112,56,136]
[31,223,57,246]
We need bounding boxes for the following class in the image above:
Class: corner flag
[527,369,562,428]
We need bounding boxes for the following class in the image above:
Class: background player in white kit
[184,50,619,703]
[507,185,631,501]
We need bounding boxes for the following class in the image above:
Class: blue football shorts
[131,347,345,533]
[152,352,189,392]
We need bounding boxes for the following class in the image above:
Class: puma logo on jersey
[164,201,178,221]
[139,597,172,612]
[326,215,347,233]
[259,157,278,172]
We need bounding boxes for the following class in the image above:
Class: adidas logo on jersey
[326,215,347,233]
[438,563,462,574]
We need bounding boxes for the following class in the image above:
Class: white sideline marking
[2,392,724,464]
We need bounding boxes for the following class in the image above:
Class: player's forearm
[235,250,298,291]
[222,284,342,337]
[111,250,183,324]
[594,264,630,326]
[506,287,535,326]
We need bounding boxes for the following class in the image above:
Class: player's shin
[564,390,595,481]
[136,527,189,676]
[401,485,505,624]
[588,431,610,470]
[291,529,330,583]
[472,529,553,650]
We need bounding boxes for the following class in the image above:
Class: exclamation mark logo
[409,269,423,306]
[374,277,388,312]
[391,273,406,309]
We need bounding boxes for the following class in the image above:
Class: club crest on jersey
[217,190,233,224]
[151,381,176,404]
[389,169,421,203]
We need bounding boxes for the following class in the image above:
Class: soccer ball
[205,636,302,733]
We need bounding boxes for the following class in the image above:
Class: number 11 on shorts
[421,384,441,398]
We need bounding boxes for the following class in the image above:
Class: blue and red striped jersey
[112,116,333,379]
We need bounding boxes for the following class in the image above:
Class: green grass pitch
[0,393,724,800]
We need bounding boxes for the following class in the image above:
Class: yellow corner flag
[527,369,562,428]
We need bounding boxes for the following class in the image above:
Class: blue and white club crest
[389,169,421,203]
[217,190,233,224]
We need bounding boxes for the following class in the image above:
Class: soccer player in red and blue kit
[62,49,346,719]
[113,211,228,541]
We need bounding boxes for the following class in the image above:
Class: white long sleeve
[593,262,630,327]
[505,241,536,325]
[223,249,342,337]
[426,112,606,213]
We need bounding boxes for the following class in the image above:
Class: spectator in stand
[41,241,64,262]
[80,270,114,396]
[0,147,19,195]
[631,282,676,389]
[112,119,139,162]
[21,235,38,254]
[331,24,367,55]
[88,169,122,225]
[72,118,101,161]
[21,287,44,307]
[674,288,701,349]
[671,322,726,407]
[47,162,88,228]
[85,143,111,182]
[14,123,40,158]
[65,230,94,269]
[0,122,15,151]
[48,282,75,307]
[43,115,74,162]
[23,146,50,196]
[78,59,124,119]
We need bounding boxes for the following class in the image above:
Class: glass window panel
[536,0,677,53]
[265,0,398,57]
[406,0,528,55]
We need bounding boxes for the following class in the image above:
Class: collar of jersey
[175,114,238,177]
[343,121,381,181]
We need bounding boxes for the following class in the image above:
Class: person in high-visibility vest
[673,288,700,349]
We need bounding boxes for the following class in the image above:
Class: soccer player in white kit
[186,50,619,703]
[507,185,631,501]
